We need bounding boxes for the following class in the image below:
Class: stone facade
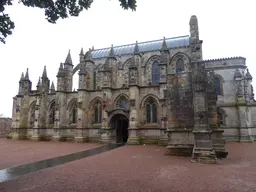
[10,15,256,149]
[0,118,11,138]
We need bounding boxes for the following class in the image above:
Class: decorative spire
[65,50,73,65]
[246,68,252,80]
[25,68,29,80]
[42,66,48,79]
[92,46,94,50]
[59,63,63,71]
[161,37,168,51]
[108,44,115,58]
[36,76,41,90]
[50,81,55,93]
[133,41,140,55]
[20,72,24,81]
[79,48,84,55]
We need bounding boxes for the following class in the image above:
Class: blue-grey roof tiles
[91,35,191,59]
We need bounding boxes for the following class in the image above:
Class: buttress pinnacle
[20,72,24,81]
[42,66,48,79]
[25,68,29,80]
[161,37,168,51]
[65,50,73,65]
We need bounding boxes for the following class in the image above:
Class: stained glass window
[72,104,77,123]
[152,61,160,85]
[116,95,129,109]
[145,97,158,123]
[152,103,157,123]
[49,101,55,125]
[94,106,98,123]
[176,58,184,73]
[215,77,221,96]
[146,104,151,123]
[94,101,102,123]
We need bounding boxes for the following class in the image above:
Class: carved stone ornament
[78,101,82,109]
[129,99,136,107]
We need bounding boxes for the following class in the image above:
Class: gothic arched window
[94,101,102,123]
[69,102,77,124]
[145,97,158,123]
[215,77,222,96]
[116,95,129,109]
[49,101,55,125]
[152,61,160,85]
[176,58,184,73]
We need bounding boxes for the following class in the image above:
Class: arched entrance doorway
[110,114,129,143]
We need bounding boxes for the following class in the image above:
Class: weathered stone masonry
[10,15,256,150]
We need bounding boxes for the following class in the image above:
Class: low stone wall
[9,127,256,143]
[223,127,256,142]
[0,118,12,138]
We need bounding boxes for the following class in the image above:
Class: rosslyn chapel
[11,15,256,162]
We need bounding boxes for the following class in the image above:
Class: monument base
[191,147,218,164]
[74,136,89,143]
[127,136,140,145]
[164,128,194,156]
[165,144,194,156]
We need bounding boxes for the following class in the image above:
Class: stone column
[191,62,217,164]
[52,92,66,141]
[75,90,89,142]
[100,89,113,143]
[14,95,29,140]
[165,74,194,156]
[31,96,41,141]
[127,86,140,145]
[207,71,228,158]
[11,96,23,139]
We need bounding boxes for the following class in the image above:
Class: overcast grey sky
[0,0,255,117]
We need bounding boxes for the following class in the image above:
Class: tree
[0,0,137,44]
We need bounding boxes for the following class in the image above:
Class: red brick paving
[0,142,256,192]
[0,138,103,169]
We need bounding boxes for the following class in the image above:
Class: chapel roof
[91,35,191,59]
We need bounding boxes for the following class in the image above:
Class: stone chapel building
[11,15,256,145]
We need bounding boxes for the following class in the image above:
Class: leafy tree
[0,0,137,44]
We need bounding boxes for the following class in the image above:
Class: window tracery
[176,58,184,73]
[29,103,36,128]
[93,100,102,124]
[116,95,129,109]
[144,97,158,123]
[49,101,55,125]
[215,75,224,96]
[152,61,160,85]
[69,102,78,124]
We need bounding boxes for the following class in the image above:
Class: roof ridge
[92,35,190,52]
[203,56,246,62]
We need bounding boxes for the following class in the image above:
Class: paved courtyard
[0,139,256,192]
[0,138,103,169]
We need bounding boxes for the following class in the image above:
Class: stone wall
[0,118,11,138]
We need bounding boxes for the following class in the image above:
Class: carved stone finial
[161,37,168,51]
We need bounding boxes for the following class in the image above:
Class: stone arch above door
[107,108,130,124]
